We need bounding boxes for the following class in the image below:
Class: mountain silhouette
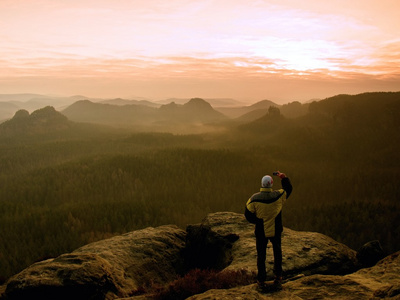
[0,106,70,135]
[159,98,227,123]
[62,100,158,126]
[307,92,400,128]
[63,98,227,127]
[215,99,279,119]
[99,98,159,107]
[241,91,400,130]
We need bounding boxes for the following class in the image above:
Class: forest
[0,92,399,283]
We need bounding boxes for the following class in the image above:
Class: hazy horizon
[0,92,316,106]
[1,0,399,104]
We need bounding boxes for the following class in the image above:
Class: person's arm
[277,171,293,198]
[245,199,262,224]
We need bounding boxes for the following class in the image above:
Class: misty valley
[0,92,399,283]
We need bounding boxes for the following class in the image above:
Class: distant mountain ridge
[0,106,70,135]
[0,94,281,123]
[159,98,227,123]
[214,99,278,118]
[0,93,48,102]
[62,98,227,129]
[1,91,399,132]
[62,100,157,125]
[99,98,159,107]
[158,97,246,107]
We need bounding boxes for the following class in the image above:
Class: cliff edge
[1,212,398,300]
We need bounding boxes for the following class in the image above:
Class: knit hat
[261,175,273,188]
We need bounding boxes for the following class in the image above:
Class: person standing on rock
[245,171,293,287]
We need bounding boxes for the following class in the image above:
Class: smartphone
[273,172,279,176]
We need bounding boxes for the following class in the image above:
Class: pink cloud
[1,0,399,101]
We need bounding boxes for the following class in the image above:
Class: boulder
[356,240,385,268]
[189,212,358,279]
[2,225,186,300]
[187,251,400,300]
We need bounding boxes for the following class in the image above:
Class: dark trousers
[255,230,282,282]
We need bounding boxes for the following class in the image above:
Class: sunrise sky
[1,0,399,104]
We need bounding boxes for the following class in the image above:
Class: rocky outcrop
[187,251,400,300]
[1,212,396,300]
[187,212,357,278]
[2,225,186,300]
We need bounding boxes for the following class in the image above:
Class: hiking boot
[274,276,282,291]
[257,280,266,289]
[273,276,283,288]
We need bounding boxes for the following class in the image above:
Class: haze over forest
[0,91,399,283]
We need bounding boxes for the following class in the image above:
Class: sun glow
[0,0,399,101]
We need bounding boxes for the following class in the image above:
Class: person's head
[261,175,273,188]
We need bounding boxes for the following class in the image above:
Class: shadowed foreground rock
[187,251,400,300]
[190,212,358,278]
[357,240,385,268]
[1,212,396,300]
[2,225,186,300]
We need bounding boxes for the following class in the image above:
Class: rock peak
[184,98,213,110]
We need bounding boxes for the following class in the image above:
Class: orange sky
[1,0,399,104]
